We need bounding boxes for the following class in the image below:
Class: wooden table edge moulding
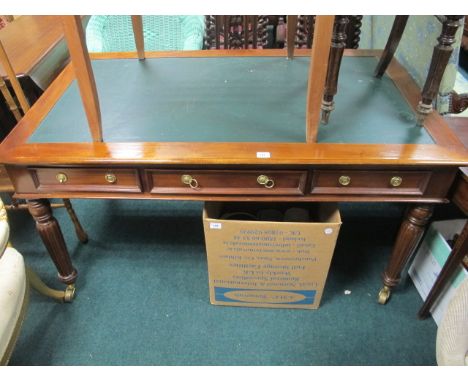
[0,16,467,306]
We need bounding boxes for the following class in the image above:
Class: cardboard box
[408,219,468,325]
[202,202,342,309]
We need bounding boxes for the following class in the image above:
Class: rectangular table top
[28,55,434,145]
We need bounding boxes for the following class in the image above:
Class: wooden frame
[61,16,102,142]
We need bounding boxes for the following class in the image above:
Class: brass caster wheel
[26,266,75,303]
[63,284,76,303]
[378,286,391,305]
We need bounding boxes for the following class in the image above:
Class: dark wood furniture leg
[379,204,434,304]
[346,15,363,49]
[63,198,88,244]
[321,15,349,124]
[243,15,249,49]
[418,221,468,318]
[287,15,298,59]
[27,198,78,285]
[224,16,230,49]
[374,15,409,78]
[416,15,464,125]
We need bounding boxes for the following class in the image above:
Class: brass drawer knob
[338,175,351,186]
[257,175,275,189]
[56,173,68,184]
[181,174,199,189]
[105,173,117,184]
[390,176,403,187]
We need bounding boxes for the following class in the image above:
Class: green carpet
[5,199,451,366]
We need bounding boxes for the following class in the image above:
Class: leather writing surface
[29,56,434,144]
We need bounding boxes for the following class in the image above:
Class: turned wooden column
[416,15,463,125]
[382,204,434,289]
[321,15,350,124]
[27,199,77,284]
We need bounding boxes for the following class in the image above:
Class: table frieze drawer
[146,170,307,195]
[310,170,432,195]
[30,168,142,193]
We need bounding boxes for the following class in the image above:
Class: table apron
[5,165,457,204]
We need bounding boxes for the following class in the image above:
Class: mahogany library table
[0,16,467,304]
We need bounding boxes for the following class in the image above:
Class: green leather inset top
[28,56,434,144]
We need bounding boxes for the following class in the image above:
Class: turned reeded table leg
[27,199,78,285]
[416,15,463,125]
[320,15,349,124]
[379,204,434,304]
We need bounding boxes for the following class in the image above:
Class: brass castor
[378,286,391,305]
[26,267,76,303]
[63,284,76,303]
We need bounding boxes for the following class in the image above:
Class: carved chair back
[203,15,364,50]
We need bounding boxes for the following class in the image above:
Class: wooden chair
[204,15,270,50]
[321,15,464,125]
[295,16,364,50]
[203,16,464,125]
[61,14,334,143]
[203,15,364,51]
[0,39,88,244]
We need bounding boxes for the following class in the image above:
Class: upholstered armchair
[0,198,73,365]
